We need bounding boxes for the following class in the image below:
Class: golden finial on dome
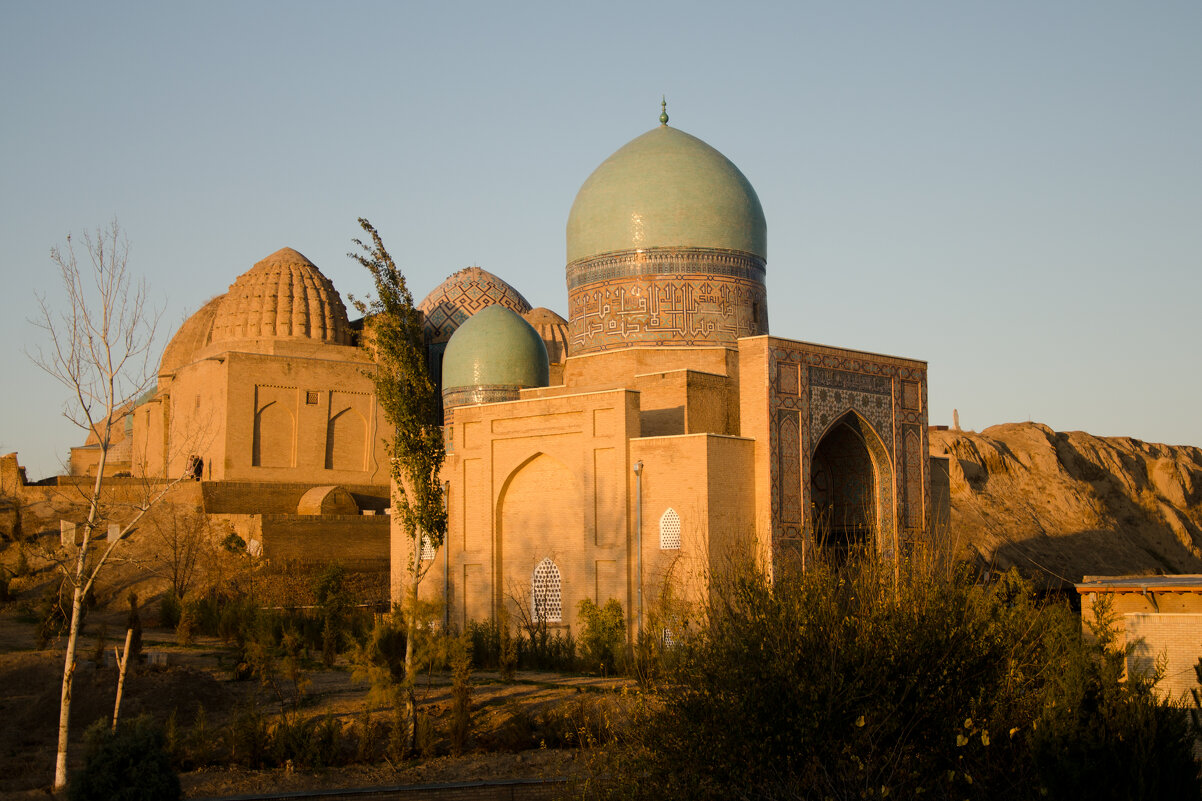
[659,96,669,125]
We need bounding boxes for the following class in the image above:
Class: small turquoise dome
[442,305,550,393]
[566,124,766,264]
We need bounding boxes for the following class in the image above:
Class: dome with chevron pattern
[417,266,532,345]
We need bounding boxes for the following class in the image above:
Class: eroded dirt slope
[931,422,1202,586]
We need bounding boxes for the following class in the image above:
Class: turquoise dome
[441,305,550,393]
[566,124,766,264]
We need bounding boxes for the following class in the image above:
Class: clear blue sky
[2,1,1199,480]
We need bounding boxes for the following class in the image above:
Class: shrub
[158,591,181,629]
[220,532,246,554]
[516,621,575,672]
[449,631,473,755]
[272,714,345,770]
[68,717,180,801]
[601,554,1202,800]
[467,618,501,670]
[314,563,350,667]
[358,613,407,682]
[36,578,73,648]
[499,606,517,680]
[226,703,272,768]
[578,598,626,675]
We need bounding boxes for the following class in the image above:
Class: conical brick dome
[210,248,351,345]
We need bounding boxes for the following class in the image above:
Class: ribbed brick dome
[523,307,570,365]
[210,248,351,345]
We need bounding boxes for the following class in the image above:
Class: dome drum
[567,247,768,354]
[442,384,526,411]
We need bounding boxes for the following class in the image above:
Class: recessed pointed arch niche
[809,411,894,559]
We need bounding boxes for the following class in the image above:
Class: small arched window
[532,558,562,623]
[660,508,681,550]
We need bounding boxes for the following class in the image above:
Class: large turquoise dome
[441,305,549,407]
[566,123,766,264]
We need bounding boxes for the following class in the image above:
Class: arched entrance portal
[810,413,890,559]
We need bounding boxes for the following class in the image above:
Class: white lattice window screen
[660,508,681,550]
[420,535,435,561]
[532,558,562,623]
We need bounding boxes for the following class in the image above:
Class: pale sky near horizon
[2,1,1199,480]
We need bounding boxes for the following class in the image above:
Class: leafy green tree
[348,218,447,754]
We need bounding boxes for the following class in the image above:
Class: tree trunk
[111,628,134,731]
[54,580,86,789]
[54,431,108,790]
[403,530,420,755]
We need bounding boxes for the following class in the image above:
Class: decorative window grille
[662,627,674,648]
[532,558,562,623]
[420,534,435,561]
[659,508,681,550]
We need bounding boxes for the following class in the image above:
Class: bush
[1029,596,1201,798]
[36,579,72,648]
[578,598,626,675]
[467,618,501,670]
[449,632,473,754]
[358,613,407,681]
[602,554,1202,800]
[68,717,180,801]
[158,591,181,629]
[226,703,272,768]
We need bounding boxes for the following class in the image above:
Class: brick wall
[1080,588,1202,700]
[260,514,390,570]
[202,481,389,515]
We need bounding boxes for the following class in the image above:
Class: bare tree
[143,504,212,599]
[348,217,446,755]
[28,220,173,790]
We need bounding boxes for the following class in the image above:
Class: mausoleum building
[52,107,934,633]
[418,110,932,636]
